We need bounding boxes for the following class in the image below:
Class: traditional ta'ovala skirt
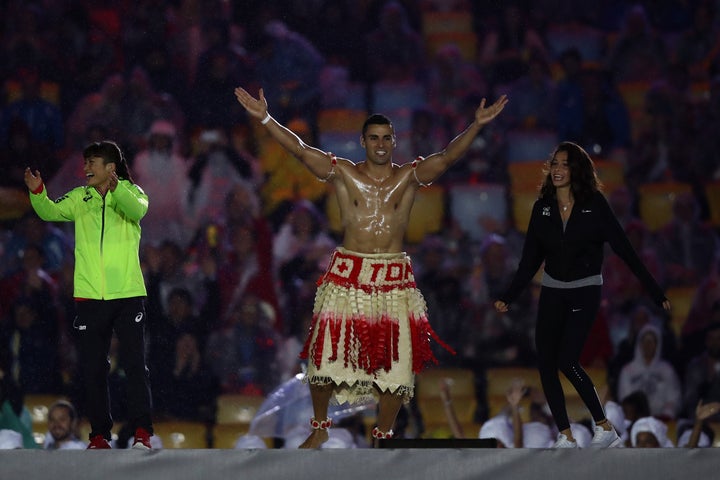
[300,247,454,404]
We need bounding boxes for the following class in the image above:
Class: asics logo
[572,308,582,312]
[135,312,144,323]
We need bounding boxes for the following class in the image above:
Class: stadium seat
[152,420,209,449]
[346,82,369,110]
[508,161,545,190]
[216,394,265,426]
[594,159,626,193]
[617,80,652,141]
[510,188,539,233]
[0,186,31,221]
[421,10,473,36]
[507,162,544,233]
[637,182,693,231]
[485,367,541,398]
[212,424,254,449]
[4,78,61,105]
[319,131,363,160]
[324,188,342,235]
[448,183,507,241]
[317,108,368,135]
[406,184,446,244]
[416,367,475,398]
[705,181,720,227]
[665,286,697,337]
[371,81,428,112]
[506,129,557,163]
[617,80,651,113]
[424,31,478,61]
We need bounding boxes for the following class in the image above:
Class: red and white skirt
[300,247,454,404]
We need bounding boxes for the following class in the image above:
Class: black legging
[535,285,605,432]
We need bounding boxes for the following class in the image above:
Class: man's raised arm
[234,87,337,180]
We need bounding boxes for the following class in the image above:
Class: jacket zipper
[100,194,106,299]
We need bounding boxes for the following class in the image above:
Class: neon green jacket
[29,180,148,300]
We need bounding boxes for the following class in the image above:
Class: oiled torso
[333,162,417,253]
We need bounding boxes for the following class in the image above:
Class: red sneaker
[87,435,111,449]
[132,427,152,450]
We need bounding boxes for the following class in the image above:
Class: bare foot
[298,429,329,449]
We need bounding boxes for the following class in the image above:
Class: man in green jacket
[24,140,154,449]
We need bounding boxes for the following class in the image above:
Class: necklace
[559,201,573,212]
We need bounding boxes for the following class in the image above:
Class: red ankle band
[310,417,332,430]
[372,427,394,439]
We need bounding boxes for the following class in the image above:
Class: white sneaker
[589,426,622,448]
[552,433,578,448]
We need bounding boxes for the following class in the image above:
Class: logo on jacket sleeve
[542,206,551,217]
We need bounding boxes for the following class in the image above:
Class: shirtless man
[235,86,507,448]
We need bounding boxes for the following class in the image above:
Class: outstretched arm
[24,167,75,222]
[414,95,508,185]
[234,87,339,180]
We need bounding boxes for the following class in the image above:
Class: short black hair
[362,114,392,136]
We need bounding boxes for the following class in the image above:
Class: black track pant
[75,297,153,440]
[535,285,606,432]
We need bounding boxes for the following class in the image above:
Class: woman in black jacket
[494,141,671,448]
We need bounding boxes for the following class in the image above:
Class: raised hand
[494,300,509,313]
[108,171,119,192]
[234,87,268,121]
[696,400,720,421]
[24,167,42,192]
[506,378,527,408]
[475,95,509,126]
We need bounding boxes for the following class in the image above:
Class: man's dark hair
[362,114,393,136]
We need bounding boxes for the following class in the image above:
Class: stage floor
[1,448,715,480]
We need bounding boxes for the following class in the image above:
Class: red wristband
[31,184,44,195]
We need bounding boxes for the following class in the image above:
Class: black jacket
[500,190,666,306]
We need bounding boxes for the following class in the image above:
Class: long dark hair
[83,140,134,183]
[539,141,602,204]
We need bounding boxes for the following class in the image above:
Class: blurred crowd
[1,0,720,447]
